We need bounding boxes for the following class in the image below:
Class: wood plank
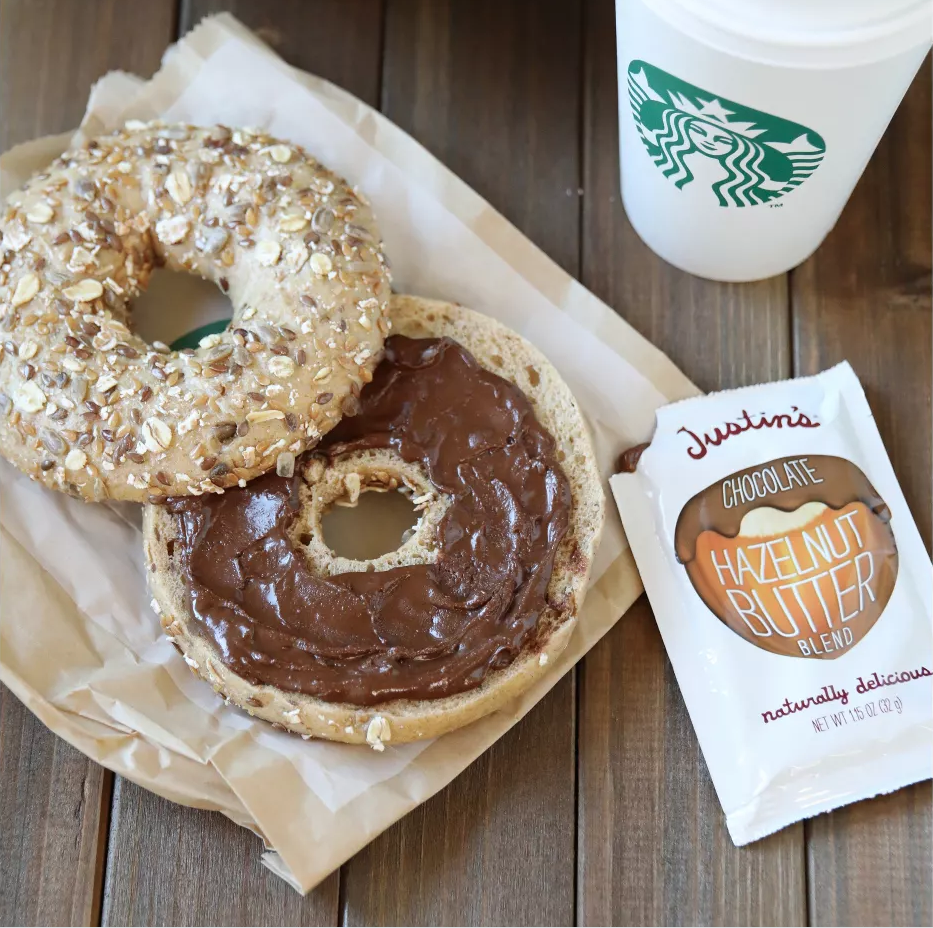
[339,2,582,924]
[98,2,386,924]
[577,601,807,927]
[0,0,178,152]
[178,0,385,105]
[793,57,933,928]
[101,778,338,926]
[0,687,111,927]
[576,0,806,924]
[340,680,576,926]
[0,3,176,925]
[378,0,582,277]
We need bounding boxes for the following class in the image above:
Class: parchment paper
[0,14,697,892]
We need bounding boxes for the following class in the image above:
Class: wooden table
[1,2,930,925]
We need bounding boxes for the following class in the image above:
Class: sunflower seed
[345,223,374,242]
[257,324,281,345]
[311,207,334,234]
[212,422,237,443]
[142,416,173,451]
[74,179,96,200]
[39,430,66,454]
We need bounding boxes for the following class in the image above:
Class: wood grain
[793,58,933,928]
[179,0,385,105]
[101,778,338,927]
[339,2,582,924]
[0,0,178,152]
[380,0,583,277]
[577,601,807,927]
[97,2,387,925]
[0,3,176,925]
[0,687,111,927]
[340,680,576,926]
[576,0,806,924]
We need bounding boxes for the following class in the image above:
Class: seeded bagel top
[0,121,390,501]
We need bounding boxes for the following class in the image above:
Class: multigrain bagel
[0,122,390,501]
[143,296,604,746]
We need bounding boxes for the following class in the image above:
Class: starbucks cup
[616,0,931,281]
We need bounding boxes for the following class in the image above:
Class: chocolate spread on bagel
[165,336,572,705]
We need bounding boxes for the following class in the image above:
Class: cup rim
[632,0,933,68]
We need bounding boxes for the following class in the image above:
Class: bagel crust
[0,122,390,501]
[143,296,605,746]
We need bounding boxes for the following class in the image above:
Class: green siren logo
[628,60,826,207]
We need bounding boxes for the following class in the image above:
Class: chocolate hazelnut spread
[165,336,572,705]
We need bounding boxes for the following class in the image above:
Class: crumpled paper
[0,14,697,892]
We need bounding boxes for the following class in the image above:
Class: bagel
[0,122,390,501]
[143,296,604,746]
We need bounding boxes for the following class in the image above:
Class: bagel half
[0,121,389,502]
[143,295,604,745]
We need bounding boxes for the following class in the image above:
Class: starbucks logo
[628,61,826,208]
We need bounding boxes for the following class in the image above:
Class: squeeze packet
[611,361,932,844]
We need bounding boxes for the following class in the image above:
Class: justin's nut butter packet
[611,362,932,845]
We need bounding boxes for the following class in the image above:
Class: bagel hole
[321,488,419,561]
[132,269,234,349]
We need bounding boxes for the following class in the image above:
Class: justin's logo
[678,407,819,460]
[675,456,898,660]
[628,60,826,207]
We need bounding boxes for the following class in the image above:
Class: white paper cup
[616,0,931,281]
